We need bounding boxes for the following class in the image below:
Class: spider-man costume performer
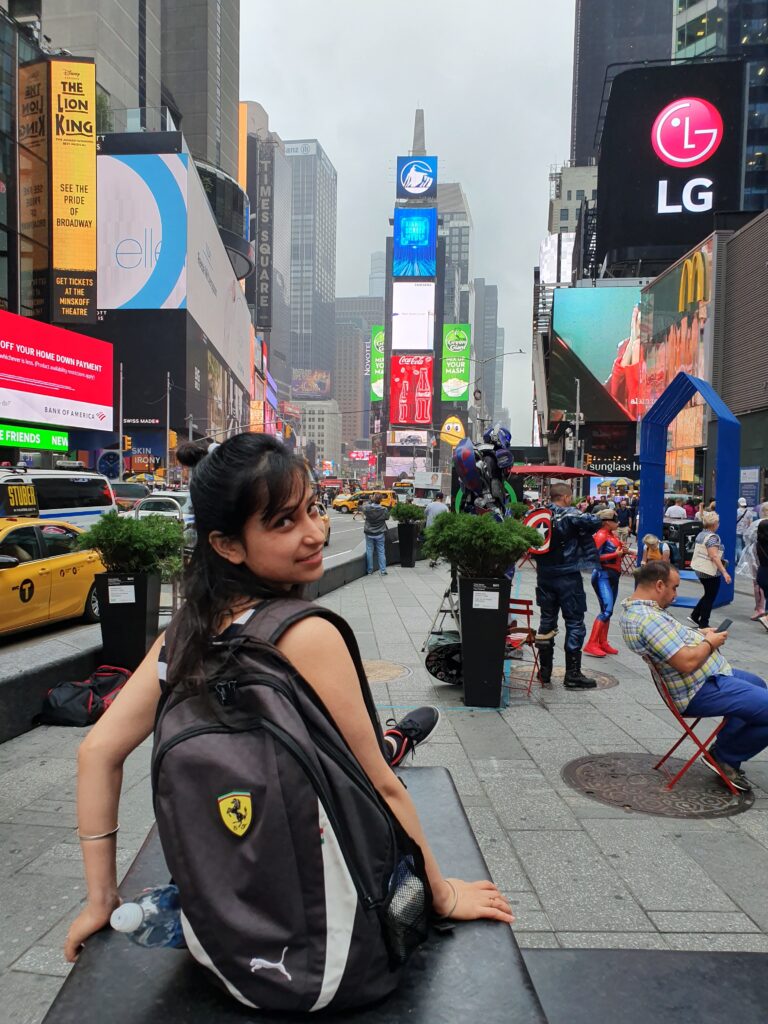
[584,521,624,658]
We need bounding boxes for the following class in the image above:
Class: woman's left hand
[723,571,732,585]
[436,877,515,924]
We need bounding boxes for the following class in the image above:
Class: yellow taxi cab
[331,489,398,514]
[317,502,331,547]
[0,518,104,636]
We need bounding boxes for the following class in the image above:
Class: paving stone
[0,873,86,969]
[481,766,582,831]
[464,808,534,891]
[452,712,528,759]
[0,825,73,876]
[0,968,65,1024]
[555,931,670,950]
[11,944,73,978]
[648,911,760,933]
[665,932,768,952]
[20,839,139,880]
[581,819,738,913]
[676,830,768,930]
[509,830,655,932]
[515,931,561,949]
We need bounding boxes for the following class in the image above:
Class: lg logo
[652,97,724,215]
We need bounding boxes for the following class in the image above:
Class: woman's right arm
[64,633,166,961]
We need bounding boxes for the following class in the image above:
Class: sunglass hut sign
[653,97,723,214]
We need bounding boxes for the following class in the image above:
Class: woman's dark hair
[167,433,310,690]
[175,439,212,469]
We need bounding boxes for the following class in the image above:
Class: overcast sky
[240,0,575,441]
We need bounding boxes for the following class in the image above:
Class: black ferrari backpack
[152,598,432,1013]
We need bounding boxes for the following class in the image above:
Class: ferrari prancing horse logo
[218,791,253,837]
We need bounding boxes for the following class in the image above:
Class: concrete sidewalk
[2,563,768,1023]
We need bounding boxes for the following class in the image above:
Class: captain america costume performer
[584,509,626,658]
[533,483,602,689]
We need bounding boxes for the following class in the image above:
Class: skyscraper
[473,279,500,427]
[437,182,473,324]
[335,295,385,441]
[334,320,365,446]
[285,140,338,378]
[368,251,386,297]
[162,0,240,178]
[570,0,673,165]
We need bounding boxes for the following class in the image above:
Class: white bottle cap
[110,902,144,933]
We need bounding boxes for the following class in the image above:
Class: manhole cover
[562,752,753,818]
[363,660,412,683]
[507,666,619,690]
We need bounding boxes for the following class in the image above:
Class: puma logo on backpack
[153,599,431,1013]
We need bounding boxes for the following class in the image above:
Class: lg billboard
[597,61,746,266]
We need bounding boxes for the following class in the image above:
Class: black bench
[43,766,547,1024]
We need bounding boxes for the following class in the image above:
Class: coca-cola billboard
[389,354,433,427]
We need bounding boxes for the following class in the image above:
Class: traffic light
[168,429,178,448]
[122,435,132,450]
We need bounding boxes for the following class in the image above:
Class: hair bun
[176,440,211,468]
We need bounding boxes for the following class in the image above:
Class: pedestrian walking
[362,492,389,576]
[736,501,768,621]
[616,500,631,545]
[735,497,755,563]
[664,498,688,523]
[533,482,603,689]
[424,491,449,529]
[684,497,695,519]
[689,510,731,628]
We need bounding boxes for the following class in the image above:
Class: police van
[0,465,117,528]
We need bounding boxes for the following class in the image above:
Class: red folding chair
[621,549,638,575]
[505,599,540,697]
[642,655,738,795]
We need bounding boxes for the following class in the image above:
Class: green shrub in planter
[389,502,426,524]
[77,512,184,582]
[422,512,543,578]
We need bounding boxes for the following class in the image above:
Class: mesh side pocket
[379,853,430,967]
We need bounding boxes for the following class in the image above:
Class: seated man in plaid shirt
[620,560,768,793]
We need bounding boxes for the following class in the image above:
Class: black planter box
[95,572,162,671]
[458,576,512,708]
[397,522,420,567]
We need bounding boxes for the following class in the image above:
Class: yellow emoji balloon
[439,415,466,447]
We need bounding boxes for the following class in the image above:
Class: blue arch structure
[638,372,739,609]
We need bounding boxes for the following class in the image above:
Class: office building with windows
[571,0,673,165]
[294,399,341,469]
[473,279,502,427]
[548,162,598,235]
[368,251,385,297]
[286,139,338,376]
[334,319,365,446]
[335,295,384,441]
[437,181,473,323]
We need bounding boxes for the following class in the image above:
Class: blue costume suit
[591,527,623,623]
[535,504,602,652]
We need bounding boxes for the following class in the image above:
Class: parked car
[118,491,193,524]
[112,481,151,512]
[0,517,103,635]
[331,489,398,514]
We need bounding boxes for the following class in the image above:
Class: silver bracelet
[77,824,120,841]
[440,879,459,918]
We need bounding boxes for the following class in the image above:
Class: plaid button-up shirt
[619,598,731,712]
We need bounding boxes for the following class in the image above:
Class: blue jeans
[536,572,587,652]
[685,669,768,769]
[590,569,620,622]
[735,534,745,563]
[366,534,386,574]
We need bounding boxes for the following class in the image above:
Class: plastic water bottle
[110,885,186,948]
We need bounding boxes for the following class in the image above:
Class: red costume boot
[583,618,606,658]
[600,619,619,655]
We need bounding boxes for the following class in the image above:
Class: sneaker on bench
[384,706,441,767]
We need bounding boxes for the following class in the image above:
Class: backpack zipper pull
[214,680,238,706]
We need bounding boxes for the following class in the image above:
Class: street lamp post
[470,348,526,439]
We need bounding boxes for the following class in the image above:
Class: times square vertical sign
[256,143,274,329]
[49,58,97,323]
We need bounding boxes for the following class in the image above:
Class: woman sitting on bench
[64,433,513,1005]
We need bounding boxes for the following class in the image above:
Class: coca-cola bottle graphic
[414,365,431,423]
[398,377,410,423]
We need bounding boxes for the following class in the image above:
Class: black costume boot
[564,649,597,689]
[536,640,554,686]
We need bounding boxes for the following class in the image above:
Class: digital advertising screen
[440,324,471,402]
[391,282,435,351]
[389,354,433,426]
[97,152,189,310]
[393,207,437,277]
[370,325,385,402]
[387,429,429,445]
[597,60,745,266]
[385,455,428,478]
[396,156,438,199]
[0,309,113,429]
[549,286,642,423]
[291,369,331,399]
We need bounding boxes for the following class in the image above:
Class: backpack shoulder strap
[240,598,385,749]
